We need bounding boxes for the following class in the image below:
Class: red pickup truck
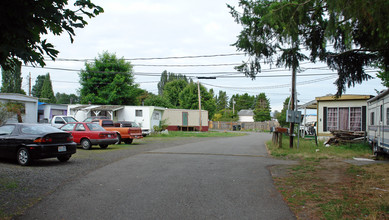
[92,119,143,144]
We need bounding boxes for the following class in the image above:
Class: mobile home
[367,89,389,155]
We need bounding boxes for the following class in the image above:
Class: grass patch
[268,135,389,219]
[0,178,19,191]
[150,131,247,138]
[267,135,372,160]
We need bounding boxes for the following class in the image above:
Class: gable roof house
[316,94,373,136]
[0,93,38,123]
[238,109,254,122]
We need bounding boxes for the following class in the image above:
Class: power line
[44,52,246,62]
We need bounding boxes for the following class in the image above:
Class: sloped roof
[238,109,254,116]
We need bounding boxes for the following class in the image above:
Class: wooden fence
[209,120,280,132]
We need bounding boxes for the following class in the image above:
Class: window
[75,124,86,131]
[350,107,362,131]
[136,110,143,117]
[153,112,160,120]
[326,107,363,131]
[386,108,389,125]
[370,112,375,126]
[327,108,338,131]
[380,105,383,122]
[0,125,15,135]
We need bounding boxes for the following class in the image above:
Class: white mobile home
[67,104,165,135]
[0,93,38,123]
[367,89,389,155]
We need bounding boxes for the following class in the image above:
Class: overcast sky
[11,0,387,111]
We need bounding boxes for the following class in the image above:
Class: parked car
[92,119,143,144]
[114,121,150,137]
[50,115,78,128]
[83,116,110,122]
[60,122,118,150]
[0,123,77,166]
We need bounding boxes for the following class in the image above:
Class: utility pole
[28,72,31,96]
[232,98,235,114]
[289,62,297,148]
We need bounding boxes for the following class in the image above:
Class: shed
[238,109,254,122]
[0,93,38,123]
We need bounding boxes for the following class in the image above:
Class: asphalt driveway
[17,133,296,220]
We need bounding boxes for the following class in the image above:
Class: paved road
[19,133,296,220]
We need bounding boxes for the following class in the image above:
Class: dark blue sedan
[0,123,77,165]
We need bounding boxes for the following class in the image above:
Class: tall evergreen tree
[32,75,47,97]
[228,0,389,96]
[157,70,189,95]
[0,59,25,94]
[40,73,56,103]
[215,91,228,112]
[253,93,271,122]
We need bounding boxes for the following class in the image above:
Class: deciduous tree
[0,0,103,70]
[79,52,140,105]
[179,82,216,118]
[163,79,189,107]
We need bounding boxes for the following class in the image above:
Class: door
[182,112,188,126]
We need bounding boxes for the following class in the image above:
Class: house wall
[317,99,367,136]
[238,116,254,122]
[0,93,38,123]
[162,109,209,131]
[41,104,67,121]
[117,106,152,130]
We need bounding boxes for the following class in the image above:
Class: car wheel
[57,155,71,162]
[99,144,108,149]
[116,134,121,144]
[124,139,133,144]
[17,147,32,166]
[81,139,92,150]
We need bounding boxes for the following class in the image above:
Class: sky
[11,0,387,112]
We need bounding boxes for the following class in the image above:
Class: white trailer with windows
[367,89,389,156]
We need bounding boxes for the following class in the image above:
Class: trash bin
[232,125,237,131]
[237,125,241,131]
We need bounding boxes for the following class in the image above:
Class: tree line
[1,51,284,122]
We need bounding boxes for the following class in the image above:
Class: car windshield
[86,123,105,131]
[0,125,15,135]
[21,124,62,135]
[63,117,77,123]
[131,122,140,127]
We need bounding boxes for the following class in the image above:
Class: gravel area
[0,137,212,219]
